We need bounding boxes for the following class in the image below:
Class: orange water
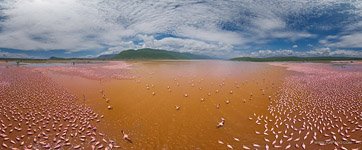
[47,60,286,149]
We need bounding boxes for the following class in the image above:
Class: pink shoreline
[32,61,135,80]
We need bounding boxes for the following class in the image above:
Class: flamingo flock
[33,61,134,80]
[0,66,120,149]
[245,63,362,149]
[1,61,360,149]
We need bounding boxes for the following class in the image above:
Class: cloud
[243,48,362,58]
[0,51,30,58]
[177,27,246,45]
[249,17,317,42]
[0,0,361,57]
[322,33,362,48]
[0,0,128,50]
[305,48,362,57]
[254,17,286,31]
[143,37,235,57]
[318,2,362,49]
[100,35,235,57]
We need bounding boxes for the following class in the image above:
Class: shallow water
[3,60,359,149]
[0,61,362,149]
[45,60,286,149]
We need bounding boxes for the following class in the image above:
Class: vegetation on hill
[99,48,212,60]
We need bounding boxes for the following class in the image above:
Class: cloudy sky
[0,0,361,58]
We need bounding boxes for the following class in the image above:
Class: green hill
[230,57,362,62]
[98,48,212,60]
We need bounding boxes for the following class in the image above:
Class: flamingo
[216,117,225,128]
[121,130,132,143]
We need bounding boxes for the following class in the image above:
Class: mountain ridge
[98,48,213,60]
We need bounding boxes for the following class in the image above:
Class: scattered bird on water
[216,117,225,128]
[242,145,250,150]
[121,130,132,143]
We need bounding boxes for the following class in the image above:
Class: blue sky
[0,0,361,58]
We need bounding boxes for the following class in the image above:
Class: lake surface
[45,60,286,149]
[1,60,360,149]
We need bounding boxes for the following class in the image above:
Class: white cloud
[249,17,316,42]
[100,35,235,57]
[247,49,294,57]
[146,37,235,57]
[243,48,362,58]
[178,27,246,45]
[0,51,30,58]
[0,0,129,50]
[253,17,286,31]
[323,33,362,48]
[0,0,360,57]
[319,3,362,49]
[304,48,362,57]
[273,31,316,41]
